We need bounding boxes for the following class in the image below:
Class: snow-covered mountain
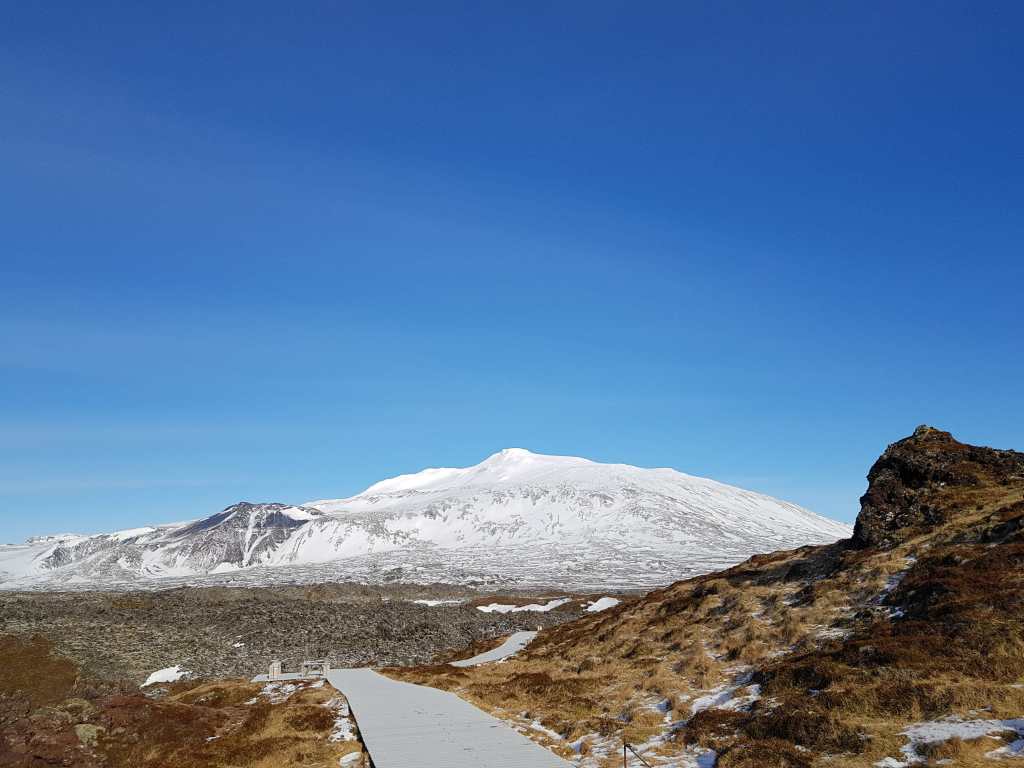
[0,449,851,590]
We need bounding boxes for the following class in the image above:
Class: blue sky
[2,2,1022,542]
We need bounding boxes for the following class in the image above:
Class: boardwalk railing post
[625,742,655,768]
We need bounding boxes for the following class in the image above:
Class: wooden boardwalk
[325,668,571,768]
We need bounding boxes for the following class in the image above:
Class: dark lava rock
[0,584,584,683]
[852,425,1024,549]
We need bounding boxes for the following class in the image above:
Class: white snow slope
[0,448,851,591]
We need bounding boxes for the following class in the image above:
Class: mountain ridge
[0,449,850,591]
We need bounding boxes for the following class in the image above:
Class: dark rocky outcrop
[852,425,1024,549]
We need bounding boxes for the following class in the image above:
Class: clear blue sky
[2,2,1022,542]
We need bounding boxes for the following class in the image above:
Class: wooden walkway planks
[325,668,571,768]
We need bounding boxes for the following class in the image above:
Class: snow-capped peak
[330,448,592,500]
[468,448,593,483]
[0,449,853,591]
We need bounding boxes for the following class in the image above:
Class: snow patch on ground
[585,596,621,612]
[816,626,852,640]
[451,631,537,667]
[524,719,564,741]
[253,681,300,704]
[690,686,735,715]
[325,697,356,742]
[534,709,717,768]
[989,736,1024,759]
[143,665,186,686]
[690,674,760,716]
[871,556,918,621]
[874,716,1024,766]
[477,597,569,613]
[412,599,463,607]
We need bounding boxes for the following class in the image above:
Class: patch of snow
[691,676,759,716]
[256,681,300,704]
[816,627,852,640]
[691,687,736,715]
[585,596,621,612]
[568,734,598,754]
[325,697,356,742]
[339,753,362,765]
[451,631,537,667]
[477,598,570,614]
[525,719,564,741]
[281,506,317,521]
[875,716,1024,766]
[871,557,919,622]
[143,665,186,686]
[988,736,1024,759]
[412,599,463,607]
[881,575,904,594]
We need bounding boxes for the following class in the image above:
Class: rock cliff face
[32,502,321,578]
[852,425,1024,548]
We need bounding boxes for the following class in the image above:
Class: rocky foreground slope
[0,639,363,768]
[0,449,849,590]
[392,427,1024,767]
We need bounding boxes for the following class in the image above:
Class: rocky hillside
[1,449,850,591]
[391,427,1024,767]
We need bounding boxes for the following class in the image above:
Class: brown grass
[0,634,81,708]
[100,678,363,768]
[716,738,813,768]
[0,634,364,768]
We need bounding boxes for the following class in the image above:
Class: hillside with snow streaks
[0,449,850,590]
